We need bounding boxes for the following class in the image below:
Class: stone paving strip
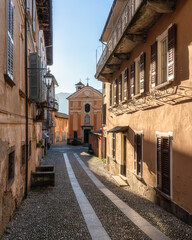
[73,153,170,240]
[63,153,111,240]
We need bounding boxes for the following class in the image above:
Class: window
[84,114,90,125]
[103,83,106,95]
[156,133,172,196]
[85,103,90,113]
[8,150,15,184]
[6,0,14,81]
[118,74,122,103]
[113,79,118,105]
[32,0,36,33]
[134,132,143,176]
[131,53,145,97]
[112,133,116,159]
[102,104,106,125]
[110,83,112,106]
[73,131,78,139]
[21,144,26,166]
[123,69,128,100]
[151,24,176,88]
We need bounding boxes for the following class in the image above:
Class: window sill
[4,74,15,88]
[154,187,171,200]
[151,80,173,91]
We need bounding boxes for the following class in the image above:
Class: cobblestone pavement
[2,144,192,240]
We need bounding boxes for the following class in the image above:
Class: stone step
[112,175,128,187]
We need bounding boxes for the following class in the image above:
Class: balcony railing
[49,99,59,111]
[96,0,142,75]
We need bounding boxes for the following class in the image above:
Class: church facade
[67,82,102,144]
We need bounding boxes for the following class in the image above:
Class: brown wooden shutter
[110,84,112,106]
[124,69,128,100]
[151,42,157,88]
[140,52,145,93]
[116,78,119,104]
[119,74,122,102]
[168,24,177,82]
[134,133,137,172]
[157,137,162,189]
[136,134,142,175]
[161,137,170,195]
[112,133,116,158]
[130,63,135,97]
[102,104,106,125]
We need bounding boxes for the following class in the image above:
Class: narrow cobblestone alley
[2,144,192,240]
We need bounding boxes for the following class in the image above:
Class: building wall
[103,0,192,223]
[89,133,102,158]
[55,117,68,142]
[0,0,46,235]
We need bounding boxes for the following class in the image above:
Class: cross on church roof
[86,77,90,86]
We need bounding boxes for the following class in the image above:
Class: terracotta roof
[55,112,69,119]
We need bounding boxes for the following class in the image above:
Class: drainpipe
[25,0,29,198]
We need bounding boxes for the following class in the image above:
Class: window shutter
[157,137,162,189]
[7,0,14,80]
[168,24,176,81]
[151,42,157,88]
[102,104,106,125]
[140,52,145,93]
[110,84,112,106]
[29,52,40,101]
[119,74,122,102]
[112,133,116,158]
[32,0,36,33]
[161,137,170,195]
[130,63,135,97]
[134,133,137,172]
[124,68,128,100]
[113,79,117,105]
[116,78,119,104]
[136,134,142,175]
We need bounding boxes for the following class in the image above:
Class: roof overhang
[107,126,129,133]
[36,0,53,65]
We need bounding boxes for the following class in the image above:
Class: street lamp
[44,69,54,88]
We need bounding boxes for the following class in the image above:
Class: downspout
[25,0,29,198]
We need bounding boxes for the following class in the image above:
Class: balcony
[49,99,59,111]
[96,0,176,82]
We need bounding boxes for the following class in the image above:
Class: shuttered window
[130,63,135,97]
[7,0,14,81]
[29,52,40,101]
[124,68,128,100]
[112,133,116,159]
[32,0,36,34]
[8,150,15,183]
[156,136,171,196]
[119,74,122,103]
[135,58,140,95]
[140,52,145,93]
[110,84,112,106]
[151,42,157,88]
[102,104,106,125]
[168,24,176,81]
[113,79,117,105]
[21,144,26,166]
[134,133,143,176]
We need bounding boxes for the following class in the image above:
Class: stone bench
[31,165,55,187]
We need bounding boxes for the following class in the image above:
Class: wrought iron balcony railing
[96,0,142,75]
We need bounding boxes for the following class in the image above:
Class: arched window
[84,114,90,125]
[85,103,90,113]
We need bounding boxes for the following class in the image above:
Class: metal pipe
[25,0,29,198]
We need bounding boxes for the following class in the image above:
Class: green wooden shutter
[7,0,14,80]
[29,52,40,101]
[151,42,157,88]
[140,52,145,93]
[130,63,135,97]
[168,24,177,82]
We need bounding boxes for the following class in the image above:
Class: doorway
[84,129,91,143]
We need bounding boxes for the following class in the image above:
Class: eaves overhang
[96,0,176,82]
[36,0,53,65]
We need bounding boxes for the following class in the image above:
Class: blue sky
[50,0,113,94]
